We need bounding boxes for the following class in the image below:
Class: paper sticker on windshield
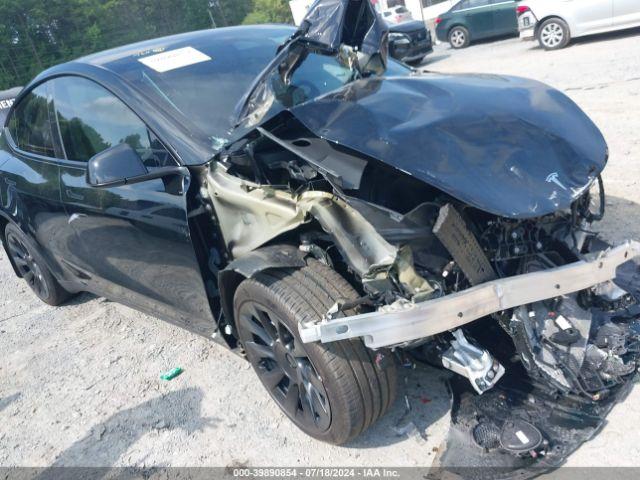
[138,47,211,73]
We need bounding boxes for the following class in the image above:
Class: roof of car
[75,24,295,69]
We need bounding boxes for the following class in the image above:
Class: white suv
[518,0,640,50]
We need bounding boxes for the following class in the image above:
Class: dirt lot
[1,29,640,469]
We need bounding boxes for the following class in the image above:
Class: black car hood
[289,73,608,218]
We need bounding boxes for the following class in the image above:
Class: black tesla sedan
[1,0,639,469]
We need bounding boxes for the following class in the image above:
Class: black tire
[4,223,73,306]
[449,26,470,49]
[234,258,397,445]
[537,18,570,50]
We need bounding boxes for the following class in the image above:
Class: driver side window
[50,76,175,169]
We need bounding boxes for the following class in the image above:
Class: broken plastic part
[441,329,505,394]
[160,367,184,381]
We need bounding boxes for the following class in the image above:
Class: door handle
[65,189,84,201]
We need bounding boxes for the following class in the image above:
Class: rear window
[7,84,56,157]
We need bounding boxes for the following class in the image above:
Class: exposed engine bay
[204,111,640,475]
[198,0,640,475]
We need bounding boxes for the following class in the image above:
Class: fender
[217,244,308,346]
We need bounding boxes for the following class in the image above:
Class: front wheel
[234,259,397,445]
[537,18,570,50]
[449,26,470,49]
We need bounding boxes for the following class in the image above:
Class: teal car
[436,0,520,49]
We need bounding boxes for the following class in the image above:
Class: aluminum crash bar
[299,241,640,349]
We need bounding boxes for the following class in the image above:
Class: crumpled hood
[289,73,608,218]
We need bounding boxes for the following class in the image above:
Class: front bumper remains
[299,241,640,349]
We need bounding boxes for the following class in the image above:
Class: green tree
[210,0,252,26]
[243,0,293,25]
[0,0,262,89]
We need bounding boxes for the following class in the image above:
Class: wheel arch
[448,23,470,40]
[534,15,571,39]
[217,244,308,348]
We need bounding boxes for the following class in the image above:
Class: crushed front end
[297,179,640,475]
[207,0,640,474]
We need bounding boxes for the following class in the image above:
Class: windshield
[106,26,410,150]
[238,46,411,129]
[284,51,410,107]
[106,27,292,148]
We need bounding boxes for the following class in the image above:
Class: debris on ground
[160,367,184,381]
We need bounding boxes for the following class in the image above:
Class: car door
[490,0,518,34]
[612,0,640,28]
[571,0,613,35]
[2,83,73,286]
[461,0,496,39]
[49,75,215,335]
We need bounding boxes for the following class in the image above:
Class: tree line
[0,0,294,89]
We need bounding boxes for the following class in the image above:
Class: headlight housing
[389,32,411,46]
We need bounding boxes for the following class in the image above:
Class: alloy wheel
[238,302,331,433]
[6,232,50,300]
[450,29,466,48]
[540,23,564,48]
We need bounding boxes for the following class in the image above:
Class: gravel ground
[1,28,640,470]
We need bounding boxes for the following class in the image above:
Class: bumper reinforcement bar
[299,241,640,349]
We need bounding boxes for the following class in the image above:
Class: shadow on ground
[0,392,21,414]
[420,53,451,66]
[35,388,218,478]
[347,363,452,449]
[597,195,640,243]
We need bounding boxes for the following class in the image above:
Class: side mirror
[86,143,187,188]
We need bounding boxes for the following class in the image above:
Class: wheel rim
[6,232,49,300]
[451,29,466,47]
[541,23,564,48]
[238,302,331,433]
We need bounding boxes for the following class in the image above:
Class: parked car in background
[0,87,21,125]
[382,5,414,24]
[388,20,433,64]
[518,0,640,50]
[436,0,520,48]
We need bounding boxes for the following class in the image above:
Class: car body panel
[492,0,520,33]
[57,160,215,333]
[288,73,607,218]
[614,0,640,27]
[571,0,614,35]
